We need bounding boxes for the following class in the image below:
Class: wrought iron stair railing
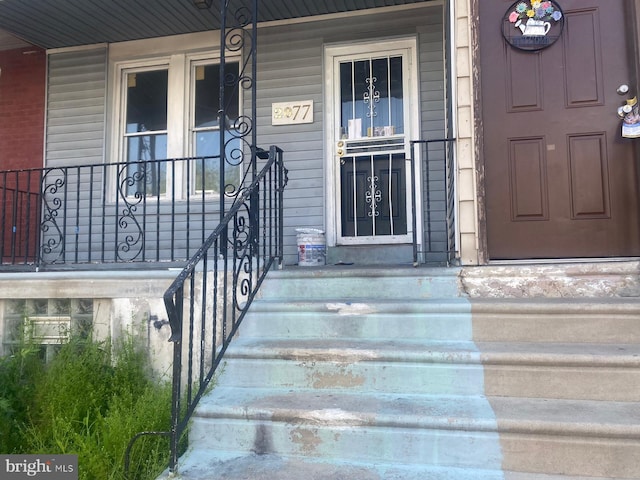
[124,145,287,477]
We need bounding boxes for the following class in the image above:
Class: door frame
[323,37,422,248]
[474,0,640,262]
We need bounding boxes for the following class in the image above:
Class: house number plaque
[271,100,314,125]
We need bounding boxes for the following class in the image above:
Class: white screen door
[326,39,419,246]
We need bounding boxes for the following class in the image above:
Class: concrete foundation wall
[0,270,176,378]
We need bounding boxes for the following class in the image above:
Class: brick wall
[0,47,45,261]
[0,47,46,171]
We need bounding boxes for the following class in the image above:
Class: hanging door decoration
[502,1,565,51]
[620,96,640,139]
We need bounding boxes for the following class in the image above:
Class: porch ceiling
[0,0,432,50]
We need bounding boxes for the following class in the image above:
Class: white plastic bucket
[296,228,326,266]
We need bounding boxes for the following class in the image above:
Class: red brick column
[0,46,46,171]
[0,47,45,262]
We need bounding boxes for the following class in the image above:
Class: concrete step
[222,338,640,400]
[243,297,640,344]
[194,388,640,437]
[460,261,640,298]
[162,452,633,480]
[186,387,640,478]
[480,341,640,401]
[239,299,473,342]
[190,389,502,470]
[164,452,506,479]
[471,298,640,344]
[491,396,640,478]
[221,338,488,395]
[256,266,462,301]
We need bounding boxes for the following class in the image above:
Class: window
[117,55,241,197]
[192,61,241,193]
[125,69,168,196]
[340,56,405,138]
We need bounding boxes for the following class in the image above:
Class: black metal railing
[0,155,254,269]
[0,176,41,264]
[410,138,457,265]
[124,146,287,476]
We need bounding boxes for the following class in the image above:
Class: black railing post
[10,176,18,263]
[166,285,183,474]
[251,0,258,181]
[276,147,286,268]
[409,138,457,266]
[218,1,228,257]
[36,168,44,269]
[252,147,269,254]
[0,173,6,261]
[410,141,418,266]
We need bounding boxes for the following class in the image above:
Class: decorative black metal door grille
[337,55,410,240]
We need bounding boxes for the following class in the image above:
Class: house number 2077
[271,100,314,125]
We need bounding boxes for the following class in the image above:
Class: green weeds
[0,335,172,480]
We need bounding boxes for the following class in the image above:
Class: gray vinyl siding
[255,4,446,265]
[418,12,447,264]
[43,47,219,265]
[43,48,109,265]
[39,5,447,267]
[444,0,457,264]
[46,48,107,166]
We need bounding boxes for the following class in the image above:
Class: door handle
[617,84,630,95]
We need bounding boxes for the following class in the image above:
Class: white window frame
[118,60,172,198]
[188,54,243,196]
[109,48,242,201]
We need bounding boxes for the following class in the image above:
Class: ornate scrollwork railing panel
[114,161,147,262]
[39,168,67,264]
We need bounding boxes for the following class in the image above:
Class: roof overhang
[0,0,432,50]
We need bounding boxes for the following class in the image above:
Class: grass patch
[0,334,173,480]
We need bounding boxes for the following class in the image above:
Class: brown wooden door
[481,0,640,259]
